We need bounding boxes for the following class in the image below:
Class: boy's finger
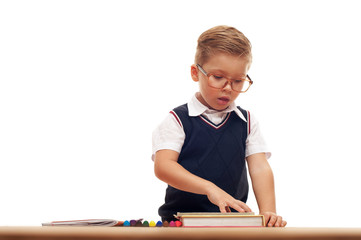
[281,220,287,227]
[274,216,283,227]
[225,206,231,212]
[267,215,277,227]
[229,202,245,213]
[219,203,227,213]
[234,200,251,212]
[239,202,252,212]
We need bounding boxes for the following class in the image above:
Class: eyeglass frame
[196,64,253,93]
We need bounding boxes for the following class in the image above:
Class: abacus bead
[143,221,149,227]
[156,221,163,227]
[162,221,169,227]
[169,221,176,227]
[149,221,156,227]
[175,221,182,227]
[123,221,130,227]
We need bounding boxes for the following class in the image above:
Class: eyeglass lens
[208,75,250,92]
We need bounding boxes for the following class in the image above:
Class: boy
[152,25,286,227]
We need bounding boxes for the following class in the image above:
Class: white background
[1,0,361,227]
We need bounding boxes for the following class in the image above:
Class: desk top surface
[1,226,361,240]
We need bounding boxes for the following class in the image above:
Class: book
[42,219,125,227]
[175,212,265,227]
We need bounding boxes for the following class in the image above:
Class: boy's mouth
[217,97,230,105]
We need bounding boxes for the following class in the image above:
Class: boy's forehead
[204,53,251,75]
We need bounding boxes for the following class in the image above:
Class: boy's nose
[222,80,233,92]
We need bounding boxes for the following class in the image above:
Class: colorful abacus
[118,219,182,227]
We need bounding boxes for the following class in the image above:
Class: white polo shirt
[152,94,270,161]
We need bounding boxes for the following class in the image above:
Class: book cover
[42,219,124,227]
[175,212,265,227]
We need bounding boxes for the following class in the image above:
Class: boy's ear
[190,64,199,82]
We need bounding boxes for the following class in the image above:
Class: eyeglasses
[196,64,253,93]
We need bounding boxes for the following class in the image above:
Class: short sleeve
[245,112,271,159]
[151,113,186,161]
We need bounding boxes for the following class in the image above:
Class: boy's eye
[212,75,225,81]
[234,79,245,84]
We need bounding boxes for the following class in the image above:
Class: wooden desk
[1,226,361,240]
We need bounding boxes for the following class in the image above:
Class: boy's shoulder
[172,103,188,113]
[236,106,248,119]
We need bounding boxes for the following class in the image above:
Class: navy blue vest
[158,104,249,221]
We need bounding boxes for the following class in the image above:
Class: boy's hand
[261,212,287,227]
[206,184,252,213]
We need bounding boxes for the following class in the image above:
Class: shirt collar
[188,94,247,122]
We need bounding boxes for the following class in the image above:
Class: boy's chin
[209,104,230,111]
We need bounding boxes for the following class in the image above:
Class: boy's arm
[154,149,251,213]
[246,152,287,227]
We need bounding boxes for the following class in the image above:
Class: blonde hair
[195,25,252,65]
